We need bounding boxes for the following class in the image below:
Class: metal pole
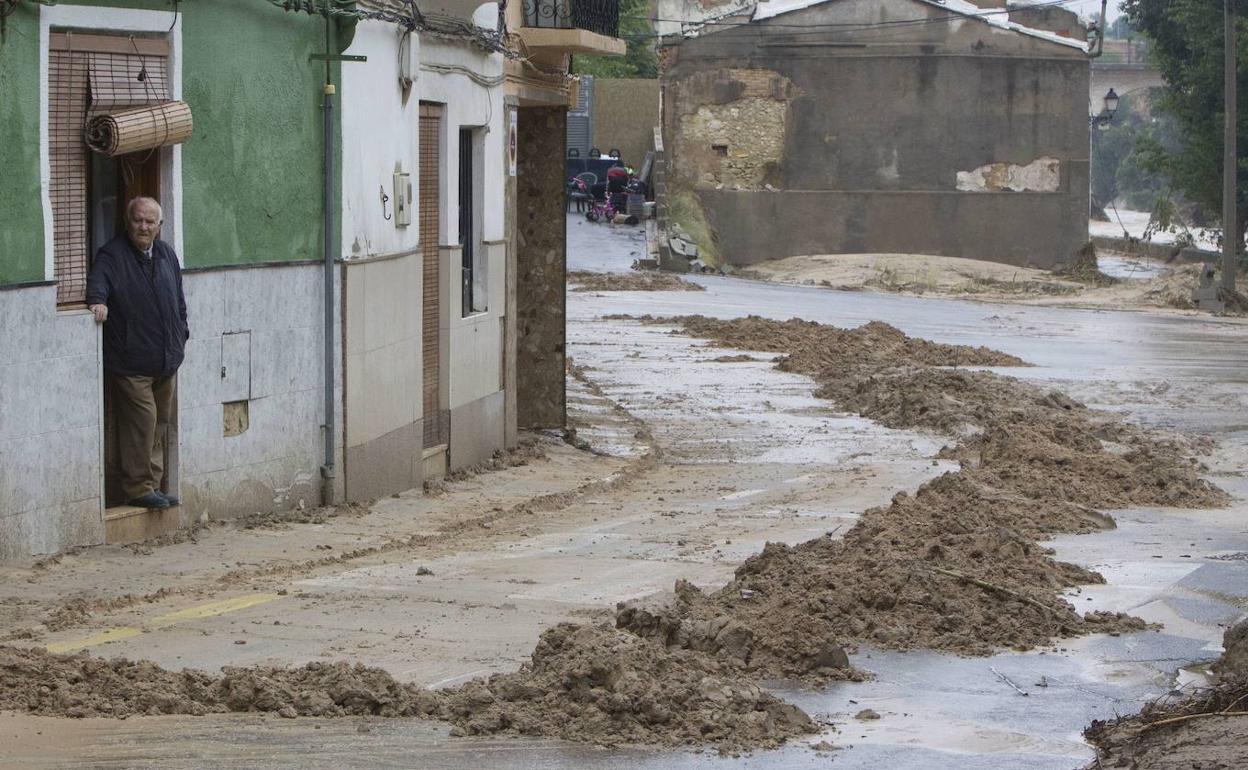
[321,15,337,500]
[1223,0,1238,293]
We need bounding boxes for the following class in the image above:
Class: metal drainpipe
[321,16,337,503]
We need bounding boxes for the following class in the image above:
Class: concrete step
[422,444,447,482]
[104,504,182,545]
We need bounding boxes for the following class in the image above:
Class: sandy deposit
[569,270,704,292]
[741,253,1248,313]
[1083,619,1248,770]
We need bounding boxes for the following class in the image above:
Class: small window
[459,127,487,316]
[712,144,729,157]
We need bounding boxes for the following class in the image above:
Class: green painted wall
[0,0,339,283]
[179,0,332,267]
[0,4,46,285]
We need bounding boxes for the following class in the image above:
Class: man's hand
[89,304,108,323]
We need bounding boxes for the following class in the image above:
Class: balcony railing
[523,0,620,39]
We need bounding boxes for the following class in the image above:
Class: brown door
[117,151,162,227]
[419,104,444,449]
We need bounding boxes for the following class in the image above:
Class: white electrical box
[394,171,412,227]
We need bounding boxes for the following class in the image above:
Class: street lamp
[1104,87,1120,116]
[1091,88,1120,131]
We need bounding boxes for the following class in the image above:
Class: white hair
[126,196,163,222]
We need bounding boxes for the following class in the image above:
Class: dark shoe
[128,491,170,509]
[158,491,180,507]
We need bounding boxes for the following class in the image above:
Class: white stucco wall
[341,21,422,260]
[417,38,507,245]
[342,26,507,464]
[417,38,507,413]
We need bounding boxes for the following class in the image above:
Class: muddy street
[2,219,1246,769]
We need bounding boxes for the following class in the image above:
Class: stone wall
[662,0,1090,269]
[516,106,567,430]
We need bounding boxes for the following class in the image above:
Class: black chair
[567,148,580,158]
[567,172,596,212]
[588,147,601,159]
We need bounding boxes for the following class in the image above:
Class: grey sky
[1060,0,1124,22]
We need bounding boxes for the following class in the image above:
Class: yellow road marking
[45,593,281,653]
[150,593,279,627]
[46,627,143,654]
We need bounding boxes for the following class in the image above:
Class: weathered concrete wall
[700,187,1088,266]
[343,252,422,500]
[179,263,340,521]
[450,390,506,470]
[663,0,1090,268]
[516,106,567,430]
[591,79,662,169]
[1006,5,1084,40]
[0,286,103,561]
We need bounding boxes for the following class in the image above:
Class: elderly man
[86,197,189,510]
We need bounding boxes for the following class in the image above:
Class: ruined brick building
[660,0,1091,268]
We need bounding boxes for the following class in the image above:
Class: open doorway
[90,149,176,509]
[47,29,182,538]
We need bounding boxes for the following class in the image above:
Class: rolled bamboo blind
[85,100,193,156]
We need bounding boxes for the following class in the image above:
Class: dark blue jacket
[85,235,189,378]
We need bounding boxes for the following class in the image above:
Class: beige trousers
[108,374,174,500]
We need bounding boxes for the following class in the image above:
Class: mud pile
[607,315,1224,678]
[1083,620,1248,770]
[438,623,815,752]
[620,473,1144,672]
[1,624,814,754]
[0,645,438,719]
[569,271,704,292]
[668,315,1025,371]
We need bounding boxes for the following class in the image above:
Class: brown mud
[1,315,1228,755]
[609,315,1224,680]
[424,435,550,495]
[1083,619,1248,770]
[438,623,815,752]
[569,270,705,292]
[1,622,815,753]
[0,644,439,719]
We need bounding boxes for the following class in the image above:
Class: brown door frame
[419,103,447,450]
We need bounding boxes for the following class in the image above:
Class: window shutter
[87,52,170,112]
[48,48,91,306]
[47,32,169,306]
